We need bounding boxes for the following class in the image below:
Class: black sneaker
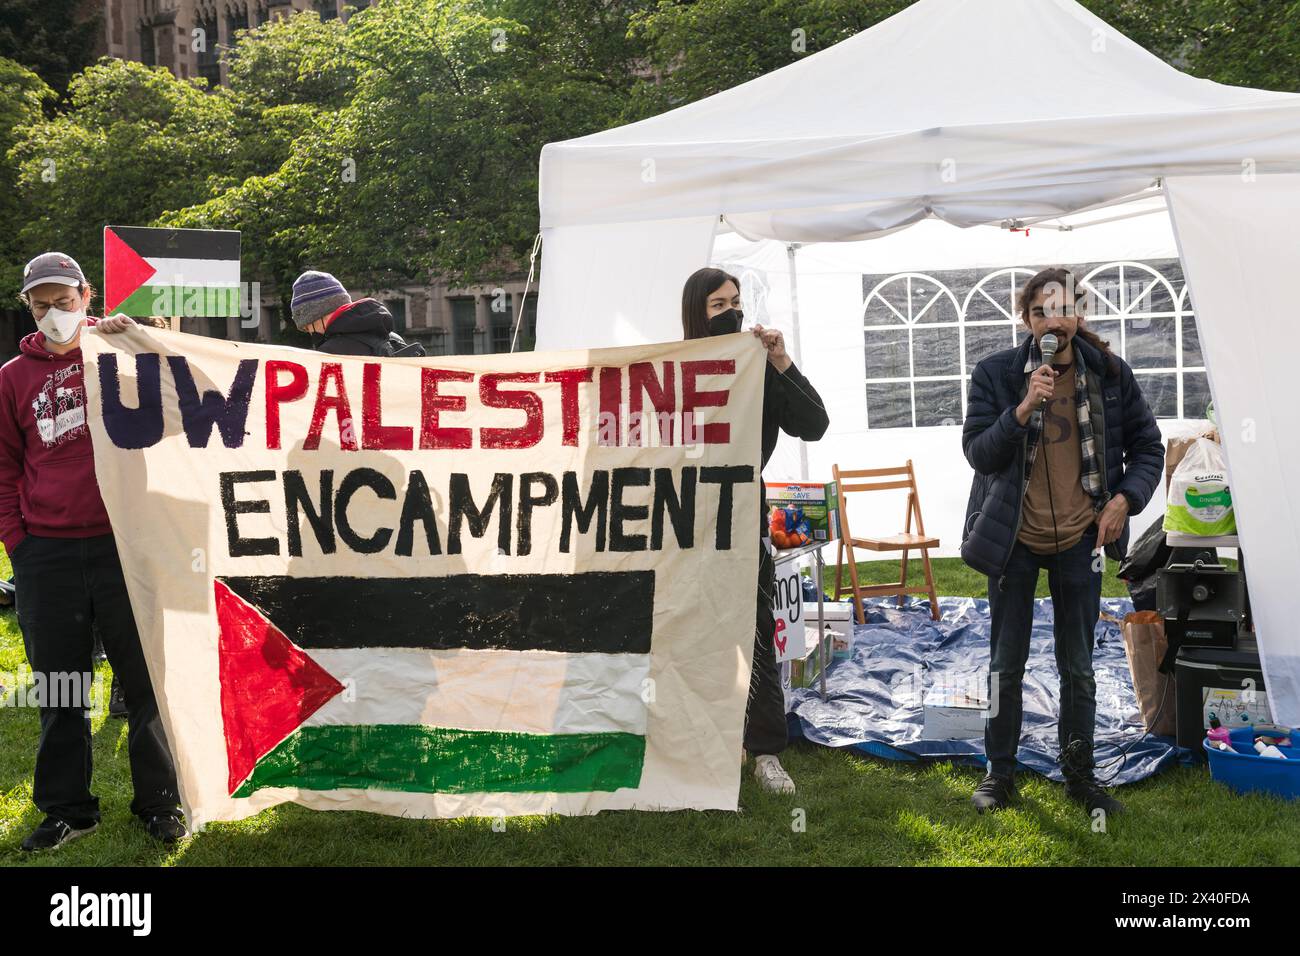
[1065,778,1126,816]
[971,773,1016,813]
[142,812,187,844]
[20,815,98,852]
[108,675,127,719]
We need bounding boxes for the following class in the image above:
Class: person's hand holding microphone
[1014,332,1059,426]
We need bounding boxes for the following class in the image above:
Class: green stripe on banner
[115,284,242,318]
[233,726,646,797]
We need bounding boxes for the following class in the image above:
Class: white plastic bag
[1163,437,1235,536]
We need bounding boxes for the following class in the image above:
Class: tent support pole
[786,242,810,481]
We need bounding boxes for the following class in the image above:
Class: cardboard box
[767,480,841,542]
[801,601,854,622]
[787,623,851,686]
[922,689,989,740]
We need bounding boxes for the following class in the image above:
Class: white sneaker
[753,755,796,794]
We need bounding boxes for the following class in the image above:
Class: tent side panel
[1165,173,1300,727]
[535,218,719,350]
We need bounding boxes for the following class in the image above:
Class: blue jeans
[984,527,1102,780]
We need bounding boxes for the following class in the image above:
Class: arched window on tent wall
[861,273,962,428]
[860,259,1204,429]
[959,266,1037,421]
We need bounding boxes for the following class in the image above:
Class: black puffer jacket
[960,334,1164,578]
[316,298,425,357]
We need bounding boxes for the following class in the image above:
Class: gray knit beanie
[291,271,351,329]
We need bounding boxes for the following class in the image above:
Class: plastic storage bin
[1203,727,1300,800]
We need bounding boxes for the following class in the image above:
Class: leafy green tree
[0,57,54,299]
[168,0,655,310]
[0,0,101,99]
[1182,0,1300,91]
[10,60,238,297]
[626,0,912,117]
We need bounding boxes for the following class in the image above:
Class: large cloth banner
[81,328,763,826]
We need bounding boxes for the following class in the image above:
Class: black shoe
[20,815,98,852]
[971,773,1016,813]
[108,675,127,719]
[1065,778,1126,816]
[142,812,187,844]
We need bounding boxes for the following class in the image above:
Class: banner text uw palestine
[97,354,755,559]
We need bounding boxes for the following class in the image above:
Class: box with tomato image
[766,481,840,550]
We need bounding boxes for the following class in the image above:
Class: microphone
[1040,332,1059,365]
[1038,333,1059,406]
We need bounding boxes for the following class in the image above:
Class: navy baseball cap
[21,252,86,295]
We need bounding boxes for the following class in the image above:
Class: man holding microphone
[960,267,1163,817]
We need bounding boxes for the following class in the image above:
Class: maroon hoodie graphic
[0,324,112,554]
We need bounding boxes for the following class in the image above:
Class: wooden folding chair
[832,460,940,623]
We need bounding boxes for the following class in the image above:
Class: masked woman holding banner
[682,268,829,794]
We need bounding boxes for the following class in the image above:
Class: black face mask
[708,308,743,336]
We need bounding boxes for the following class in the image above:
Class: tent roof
[540,0,1300,239]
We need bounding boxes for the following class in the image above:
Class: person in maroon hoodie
[3,252,184,851]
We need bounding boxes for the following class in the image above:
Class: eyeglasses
[1032,304,1085,319]
[27,295,80,317]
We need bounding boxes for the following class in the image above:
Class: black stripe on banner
[111,225,240,261]
[218,572,654,654]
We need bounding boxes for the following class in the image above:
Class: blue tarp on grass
[787,596,1187,785]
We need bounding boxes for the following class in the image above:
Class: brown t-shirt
[1018,363,1096,555]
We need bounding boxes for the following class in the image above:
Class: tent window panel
[964,322,1015,368]
[914,380,963,427]
[964,286,1011,323]
[865,281,912,325]
[911,282,957,324]
[1130,275,1175,314]
[864,328,910,379]
[1087,319,1121,356]
[1183,371,1212,420]
[1181,316,1203,367]
[865,381,912,429]
[1135,372,1178,418]
[1124,316,1176,369]
[911,325,960,376]
[1085,277,1125,317]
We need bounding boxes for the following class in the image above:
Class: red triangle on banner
[215,579,346,796]
[103,227,158,313]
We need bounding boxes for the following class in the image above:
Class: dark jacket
[759,361,830,529]
[960,333,1164,578]
[316,298,425,357]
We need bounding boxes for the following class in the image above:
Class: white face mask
[37,306,85,345]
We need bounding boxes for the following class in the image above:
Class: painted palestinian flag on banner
[103,225,240,318]
[79,327,765,824]
[216,573,652,797]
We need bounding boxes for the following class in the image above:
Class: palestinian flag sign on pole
[79,326,763,825]
[104,225,241,318]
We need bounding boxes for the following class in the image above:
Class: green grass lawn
[1,551,1293,867]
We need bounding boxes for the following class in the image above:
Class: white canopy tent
[535,0,1300,725]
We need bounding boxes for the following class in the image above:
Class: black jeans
[745,543,788,756]
[13,533,180,822]
[984,528,1103,781]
